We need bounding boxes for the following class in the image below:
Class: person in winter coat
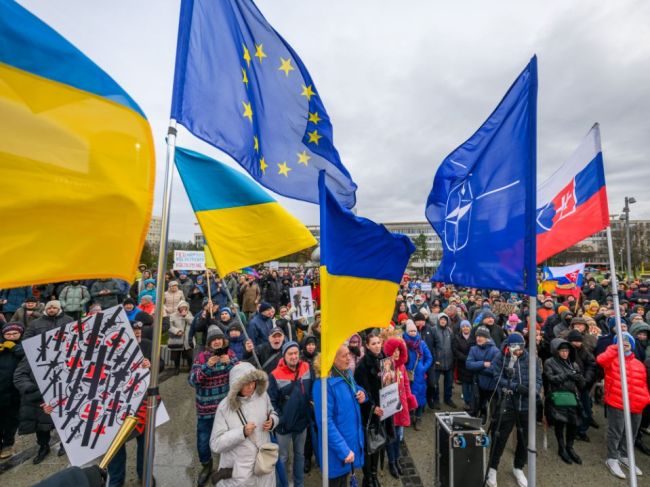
[471,311,507,349]
[544,338,585,465]
[347,333,364,373]
[630,321,650,362]
[137,295,156,315]
[403,321,433,426]
[189,325,239,486]
[168,300,194,374]
[412,313,436,408]
[565,330,598,442]
[0,287,33,321]
[219,307,243,335]
[178,272,194,299]
[300,335,318,365]
[58,281,91,321]
[14,301,73,463]
[90,278,120,309]
[248,303,275,346]
[313,344,367,487]
[560,317,596,354]
[227,323,248,360]
[486,333,542,487]
[383,337,418,480]
[597,332,650,479]
[190,298,221,349]
[262,271,282,312]
[245,327,285,374]
[240,277,261,317]
[466,326,501,419]
[164,281,185,316]
[137,278,157,304]
[210,361,278,487]
[269,341,313,487]
[430,313,456,409]
[9,297,43,330]
[187,280,206,316]
[453,320,474,410]
[0,323,24,459]
[122,297,139,321]
[595,317,628,357]
[354,332,390,486]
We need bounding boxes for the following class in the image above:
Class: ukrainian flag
[0,1,155,288]
[318,172,415,377]
[175,147,316,277]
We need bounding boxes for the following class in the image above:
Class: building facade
[146,216,162,249]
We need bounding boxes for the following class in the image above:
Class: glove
[517,384,529,396]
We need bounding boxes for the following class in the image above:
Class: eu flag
[425,57,538,294]
[171,0,357,208]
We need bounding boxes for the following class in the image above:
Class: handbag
[550,391,578,407]
[406,355,418,382]
[365,413,387,455]
[236,409,279,476]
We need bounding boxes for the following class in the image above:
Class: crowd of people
[1,267,650,487]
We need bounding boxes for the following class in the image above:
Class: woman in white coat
[210,361,279,486]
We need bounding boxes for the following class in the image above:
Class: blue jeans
[197,416,214,464]
[462,382,474,407]
[386,426,403,462]
[432,369,453,402]
[277,429,306,487]
[108,433,145,487]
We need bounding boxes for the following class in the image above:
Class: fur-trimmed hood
[226,362,269,410]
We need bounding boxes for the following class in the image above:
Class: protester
[248,303,276,346]
[168,300,194,374]
[430,313,457,409]
[189,325,238,486]
[269,341,312,487]
[466,326,500,419]
[137,278,157,304]
[58,281,91,321]
[313,345,367,487]
[453,320,474,410]
[164,280,186,316]
[9,296,43,329]
[210,361,278,487]
[90,278,121,309]
[240,277,261,319]
[0,322,24,459]
[246,326,285,374]
[0,286,33,321]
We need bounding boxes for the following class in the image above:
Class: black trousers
[0,403,19,448]
[171,349,193,369]
[36,429,51,448]
[330,474,349,487]
[489,410,528,470]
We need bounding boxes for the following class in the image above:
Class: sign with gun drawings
[22,305,169,466]
[289,286,314,318]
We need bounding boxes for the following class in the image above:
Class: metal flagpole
[606,226,638,487]
[527,295,537,487]
[321,347,329,487]
[142,120,177,487]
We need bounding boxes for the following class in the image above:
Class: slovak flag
[542,263,585,297]
[536,124,609,263]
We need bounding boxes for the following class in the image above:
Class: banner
[21,306,169,466]
[173,250,206,271]
[289,286,314,318]
[379,358,401,419]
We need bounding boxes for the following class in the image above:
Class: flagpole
[527,295,537,487]
[606,226,638,487]
[142,119,177,487]
[321,343,328,487]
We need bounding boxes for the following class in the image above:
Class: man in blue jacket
[466,326,501,419]
[313,344,367,487]
[247,302,275,346]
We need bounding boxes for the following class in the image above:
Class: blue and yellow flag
[0,1,155,288]
[171,0,357,208]
[318,172,415,376]
[175,147,316,277]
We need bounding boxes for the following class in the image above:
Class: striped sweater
[188,349,238,418]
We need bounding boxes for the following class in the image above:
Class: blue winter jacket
[491,350,542,412]
[247,313,274,346]
[403,333,434,407]
[466,341,501,391]
[313,371,366,479]
[1,287,33,314]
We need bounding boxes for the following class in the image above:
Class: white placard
[289,286,314,318]
[21,305,169,467]
[421,282,432,292]
[379,383,401,420]
[173,250,206,271]
[269,261,280,271]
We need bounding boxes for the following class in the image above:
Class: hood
[629,322,650,338]
[436,312,450,326]
[550,337,575,360]
[383,337,408,367]
[144,279,156,286]
[559,311,574,326]
[226,362,269,410]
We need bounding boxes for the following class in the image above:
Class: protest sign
[22,305,169,466]
[173,250,206,271]
[380,383,401,420]
[269,261,279,271]
[421,282,432,292]
[289,286,314,318]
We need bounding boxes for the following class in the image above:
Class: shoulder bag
[236,408,279,476]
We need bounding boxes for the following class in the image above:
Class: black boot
[388,462,400,479]
[370,454,381,487]
[57,444,66,457]
[557,436,572,464]
[33,445,50,465]
[197,460,213,487]
[304,456,312,473]
[413,416,420,431]
[395,458,404,476]
[566,444,582,465]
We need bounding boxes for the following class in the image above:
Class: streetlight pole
[623,196,637,280]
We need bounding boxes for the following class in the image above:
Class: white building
[146,216,162,249]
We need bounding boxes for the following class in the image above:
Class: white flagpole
[606,226,638,487]
[142,120,177,487]
[527,295,537,487]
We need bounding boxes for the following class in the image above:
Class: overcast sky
[20,0,650,240]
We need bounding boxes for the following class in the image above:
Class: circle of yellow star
[301,85,316,101]
[308,112,321,125]
[277,162,292,177]
[254,136,259,153]
[278,57,295,76]
[255,44,267,63]
[297,150,311,166]
[260,156,268,174]
[307,129,322,145]
[242,45,252,68]
[242,101,253,122]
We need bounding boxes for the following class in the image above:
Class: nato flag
[171,0,357,208]
[425,57,537,294]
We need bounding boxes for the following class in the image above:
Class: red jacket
[384,338,418,427]
[597,344,650,414]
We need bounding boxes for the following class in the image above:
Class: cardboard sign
[289,286,314,318]
[379,382,401,420]
[22,306,169,466]
[173,250,206,271]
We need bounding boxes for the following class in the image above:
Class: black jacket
[245,342,283,373]
[23,312,74,340]
[0,338,23,406]
[452,332,473,383]
[543,339,584,424]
